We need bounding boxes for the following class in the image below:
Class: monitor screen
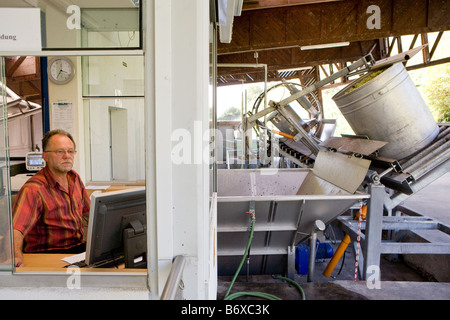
[85,187,147,268]
[26,152,45,171]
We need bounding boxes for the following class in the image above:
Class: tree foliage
[218,106,241,120]
[422,63,450,122]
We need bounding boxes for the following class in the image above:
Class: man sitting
[13,129,90,267]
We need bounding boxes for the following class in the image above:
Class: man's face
[43,134,75,174]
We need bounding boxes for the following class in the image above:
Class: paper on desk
[85,185,110,190]
[61,252,86,264]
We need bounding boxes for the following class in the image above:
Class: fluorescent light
[301,42,350,50]
[277,66,313,73]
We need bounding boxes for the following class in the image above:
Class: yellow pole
[322,234,351,278]
[272,129,294,140]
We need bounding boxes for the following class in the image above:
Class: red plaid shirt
[13,166,90,253]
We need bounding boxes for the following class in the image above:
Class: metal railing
[160,255,186,300]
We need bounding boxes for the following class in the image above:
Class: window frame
[0,6,148,289]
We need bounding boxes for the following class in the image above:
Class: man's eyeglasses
[45,149,77,156]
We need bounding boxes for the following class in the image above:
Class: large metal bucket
[332,63,439,160]
[216,168,369,275]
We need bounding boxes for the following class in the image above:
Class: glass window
[84,97,145,182]
[82,56,144,97]
[82,50,145,182]
[0,1,147,285]
[0,0,141,51]
[81,8,140,49]
[0,57,13,271]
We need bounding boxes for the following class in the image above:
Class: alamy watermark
[66,266,81,290]
[367,5,381,30]
[366,265,382,289]
[64,4,382,31]
[171,121,281,173]
[66,5,81,30]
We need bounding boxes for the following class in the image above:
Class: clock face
[49,58,74,84]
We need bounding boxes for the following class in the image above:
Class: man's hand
[14,254,24,267]
[13,229,25,267]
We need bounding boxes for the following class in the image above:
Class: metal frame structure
[337,125,450,280]
[243,54,375,167]
[338,185,450,281]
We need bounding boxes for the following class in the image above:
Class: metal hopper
[217,151,370,277]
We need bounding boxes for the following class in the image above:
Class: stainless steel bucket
[332,63,439,160]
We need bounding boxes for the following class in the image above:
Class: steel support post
[307,231,318,282]
[307,220,325,282]
[362,184,385,280]
[287,246,296,280]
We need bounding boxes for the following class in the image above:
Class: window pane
[0,57,13,271]
[0,0,141,50]
[84,98,145,182]
[81,8,140,48]
[82,56,144,97]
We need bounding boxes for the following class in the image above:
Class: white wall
[47,56,85,179]
[145,0,213,299]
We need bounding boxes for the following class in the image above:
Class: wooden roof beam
[219,0,450,54]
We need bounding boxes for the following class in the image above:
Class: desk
[86,183,145,197]
[18,254,147,273]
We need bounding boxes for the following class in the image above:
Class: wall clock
[48,57,75,85]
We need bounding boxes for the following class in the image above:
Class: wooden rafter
[5,56,42,105]
[6,56,27,77]
[217,0,450,86]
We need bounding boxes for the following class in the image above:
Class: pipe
[400,127,450,169]
[307,220,325,282]
[217,63,268,168]
[322,234,351,278]
[401,136,450,173]
[409,146,450,180]
[272,129,294,140]
[160,255,187,300]
[225,211,256,299]
[211,22,218,192]
[307,231,318,282]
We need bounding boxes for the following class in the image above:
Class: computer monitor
[85,187,147,268]
[25,152,45,171]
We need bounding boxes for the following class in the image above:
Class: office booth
[0,0,224,300]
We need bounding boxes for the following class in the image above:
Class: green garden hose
[224,212,306,301]
[224,214,256,299]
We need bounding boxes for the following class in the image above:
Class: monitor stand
[123,220,147,268]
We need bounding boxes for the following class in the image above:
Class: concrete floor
[218,254,450,300]
[218,278,450,300]
[402,172,450,225]
[217,172,450,300]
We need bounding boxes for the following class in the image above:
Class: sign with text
[0,8,42,51]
